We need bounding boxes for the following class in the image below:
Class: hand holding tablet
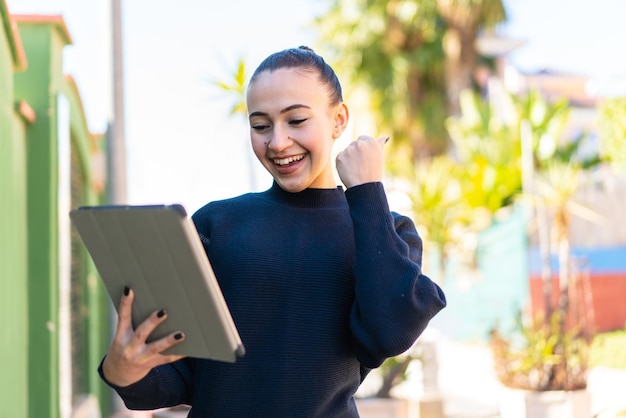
[70,204,245,362]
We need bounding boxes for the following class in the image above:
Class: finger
[146,331,187,358]
[132,308,170,345]
[115,286,134,336]
[154,354,187,368]
[148,352,187,372]
[142,333,187,372]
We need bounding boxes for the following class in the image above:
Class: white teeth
[273,154,305,166]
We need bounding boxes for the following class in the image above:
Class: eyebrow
[248,104,311,119]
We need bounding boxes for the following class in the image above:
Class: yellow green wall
[1,6,110,417]
[0,4,29,416]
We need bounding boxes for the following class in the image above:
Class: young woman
[99,46,446,417]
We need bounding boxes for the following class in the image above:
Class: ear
[332,102,349,139]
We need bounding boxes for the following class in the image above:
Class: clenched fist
[335,135,389,188]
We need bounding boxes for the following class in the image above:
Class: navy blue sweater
[99,182,446,417]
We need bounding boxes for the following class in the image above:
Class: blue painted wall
[429,206,530,342]
[528,245,626,276]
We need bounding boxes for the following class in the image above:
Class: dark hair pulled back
[249,46,343,105]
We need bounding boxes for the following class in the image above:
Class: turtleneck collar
[262,181,346,209]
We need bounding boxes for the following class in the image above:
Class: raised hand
[335,135,389,189]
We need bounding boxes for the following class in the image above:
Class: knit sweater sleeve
[98,357,194,410]
[345,182,446,368]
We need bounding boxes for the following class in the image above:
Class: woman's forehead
[250,67,320,89]
[247,68,326,106]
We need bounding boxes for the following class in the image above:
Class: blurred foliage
[522,159,599,325]
[447,85,522,214]
[598,96,626,171]
[411,82,601,274]
[315,0,506,169]
[409,156,466,273]
[209,56,248,118]
[525,160,602,227]
[590,328,626,370]
[375,349,419,398]
[490,311,591,391]
[485,96,603,392]
[517,89,602,171]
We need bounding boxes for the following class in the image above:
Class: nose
[267,128,293,152]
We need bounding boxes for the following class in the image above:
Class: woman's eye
[289,118,307,126]
[252,124,270,132]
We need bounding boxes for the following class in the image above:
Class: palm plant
[448,82,603,316]
[492,159,602,391]
[521,89,601,319]
[446,84,522,215]
[598,96,626,172]
[488,86,604,392]
[490,310,589,391]
[436,0,507,114]
[443,79,604,393]
[409,82,561,281]
[409,155,464,276]
[316,0,446,165]
[530,161,601,328]
[210,56,248,117]
[209,57,260,190]
[315,0,507,168]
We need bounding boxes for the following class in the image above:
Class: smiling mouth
[272,154,305,166]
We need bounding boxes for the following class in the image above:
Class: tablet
[70,204,245,362]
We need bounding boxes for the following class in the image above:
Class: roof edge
[1,0,28,71]
[12,13,73,45]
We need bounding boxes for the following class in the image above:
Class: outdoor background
[7,0,626,212]
[4,1,626,417]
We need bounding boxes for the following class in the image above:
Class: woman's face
[246,68,348,192]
